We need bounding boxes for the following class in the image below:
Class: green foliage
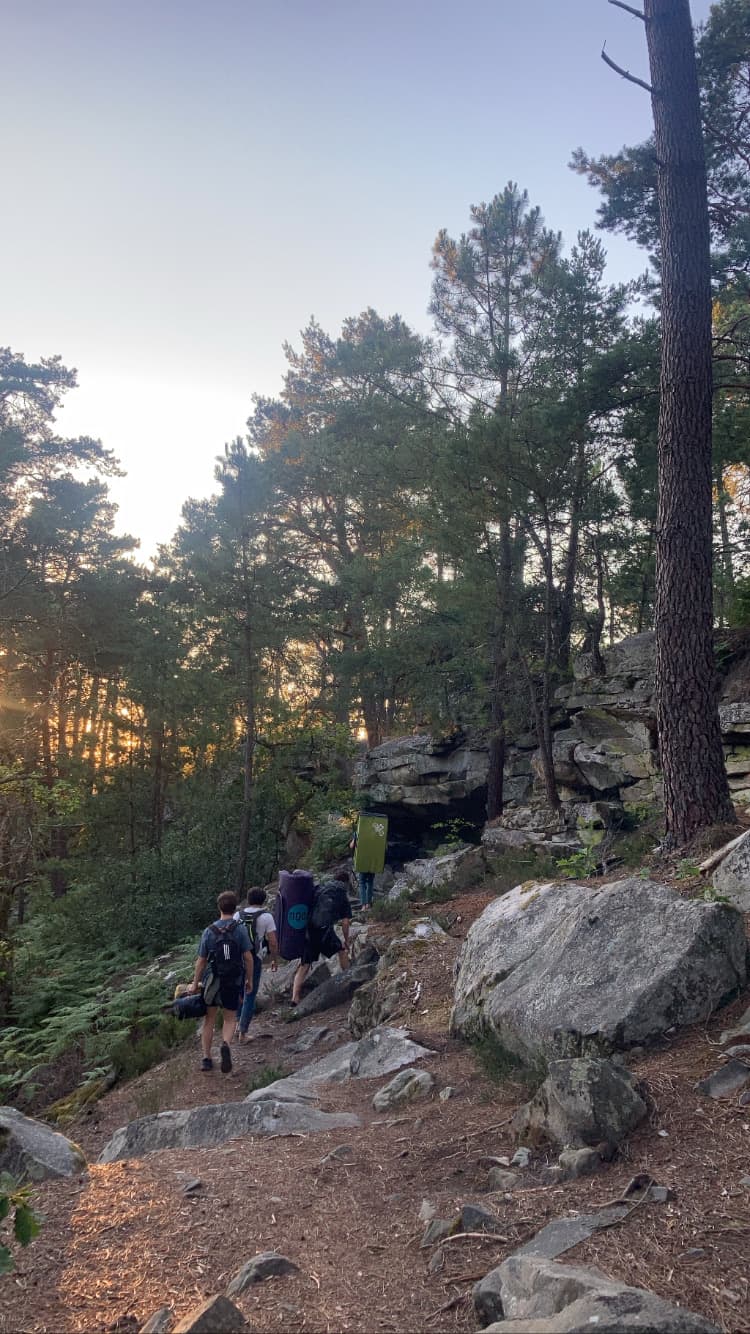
[485,849,560,895]
[246,1065,287,1093]
[676,859,702,881]
[423,879,457,905]
[430,818,472,854]
[555,847,599,879]
[697,883,731,905]
[369,896,410,924]
[304,811,356,872]
[0,1175,41,1274]
[472,1033,546,1092]
[0,933,197,1105]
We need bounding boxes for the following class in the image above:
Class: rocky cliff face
[355,631,750,854]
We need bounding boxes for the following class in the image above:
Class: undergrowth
[247,1064,287,1093]
[473,1032,546,1093]
[0,936,197,1109]
[486,849,559,894]
[369,896,410,923]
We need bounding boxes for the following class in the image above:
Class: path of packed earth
[2,882,749,1334]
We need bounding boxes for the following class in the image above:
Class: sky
[3,0,714,559]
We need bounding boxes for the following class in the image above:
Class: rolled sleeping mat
[275,868,316,961]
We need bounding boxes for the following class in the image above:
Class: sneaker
[201,1057,213,1072]
[220,1041,232,1074]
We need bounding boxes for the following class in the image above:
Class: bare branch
[601,43,654,94]
[608,0,646,20]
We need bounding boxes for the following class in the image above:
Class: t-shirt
[233,909,276,948]
[198,918,252,959]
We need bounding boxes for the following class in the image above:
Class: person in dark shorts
[187,891,254,1073]
[291,870,352,1005]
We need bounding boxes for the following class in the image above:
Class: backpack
[206,920,244,987]
[238,907,265,955]
[310,882,343,931]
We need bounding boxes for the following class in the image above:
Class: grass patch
[473,1032,546,1093]
[370,896,410,923]
[423,879,456,904]
[485,849,560,895]
[246,1064,287,1093]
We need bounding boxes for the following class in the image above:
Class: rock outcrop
[475,1255,719,1332]
[99,1099,359,1163]
[0,1106,87,1182]
[355,631,750,855]
[354,733,488,820]
[451,878,747,1063]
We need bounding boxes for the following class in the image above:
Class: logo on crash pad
[287,903,309,930]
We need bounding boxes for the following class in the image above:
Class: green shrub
[369,896,410,923]
[247,1065,287,1093]
[472,1033,546,1090]
[555,847,599,879]
[423,879,456,904]
[0,1175,41,1274]
[485,848,559,895]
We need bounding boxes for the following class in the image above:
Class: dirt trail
[2,888,750,1334]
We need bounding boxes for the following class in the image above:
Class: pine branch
[601,43,654,94]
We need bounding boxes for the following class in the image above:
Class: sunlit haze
[4,0,713,558]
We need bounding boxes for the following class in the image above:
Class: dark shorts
[209,982,242,1012]
[302,925,343,965]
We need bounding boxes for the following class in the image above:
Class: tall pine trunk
[645,0,734,842]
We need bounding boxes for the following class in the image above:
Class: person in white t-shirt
[234,887,279,1041]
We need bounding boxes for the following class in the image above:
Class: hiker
[291,869,353,1006]
[187,891,254,1074]
[349,812,388,910]
[234,887,280,1041]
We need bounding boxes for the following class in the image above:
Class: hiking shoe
[220,1041,232,1074]
[201,1057,213,1072]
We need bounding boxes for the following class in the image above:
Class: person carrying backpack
[234,887,279,1042]
[291,870,352,1006]
[187,891,254,1073]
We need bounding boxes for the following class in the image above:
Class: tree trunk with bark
[645,0,735,842]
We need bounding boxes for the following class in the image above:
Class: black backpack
[206,920,244,986]
[238,907,265,955]
[311,881,347,931]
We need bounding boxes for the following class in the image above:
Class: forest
[1,0,748,1114]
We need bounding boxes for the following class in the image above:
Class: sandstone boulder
[388,845,485,900]
[99,1099,359,1163]
[290,959,378,1019]
[0,1106,87,1182]
[372,1068,434,1111]
[511,1058,646,1148]
[476,1255,718,1333]
[451,878,746,1064]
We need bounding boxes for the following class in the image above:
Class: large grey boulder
[451,878,746,1063]
[512,1057,646,1149]
[712,828,750,911]
[99,1098,359,1163]
[0,1106,87,1182]
[476,1255,719,1333]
